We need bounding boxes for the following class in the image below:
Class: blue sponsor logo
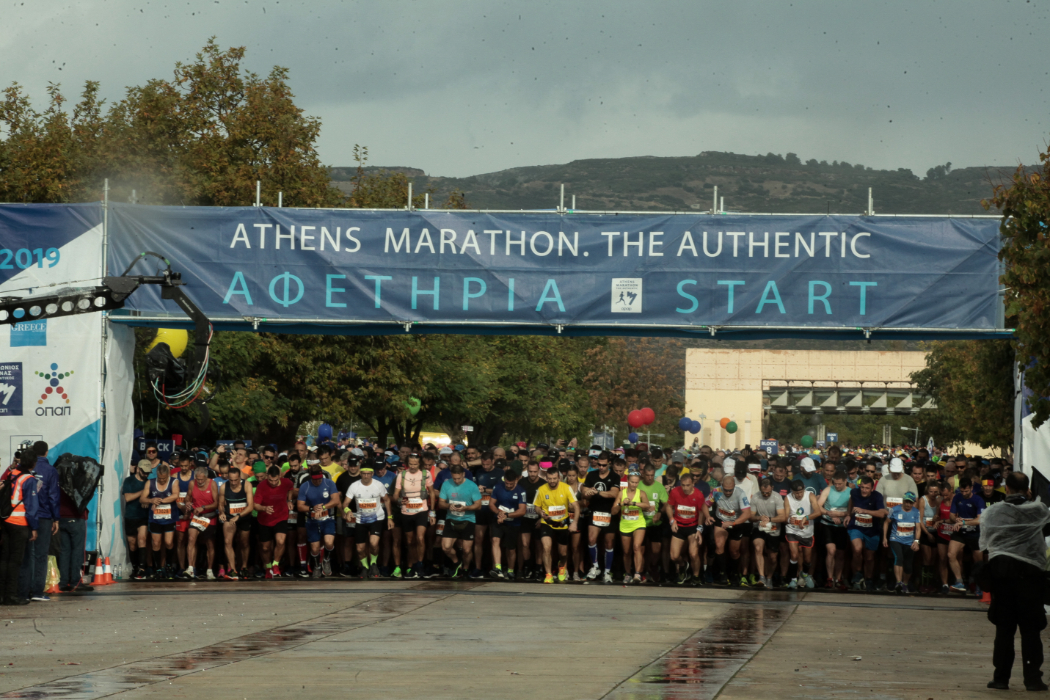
[10,320,46,347]
[0,362,23,417]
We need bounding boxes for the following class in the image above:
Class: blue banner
[106,205,1003,337]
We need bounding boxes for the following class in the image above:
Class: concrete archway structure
[684,348,930,451]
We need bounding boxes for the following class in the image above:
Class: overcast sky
[3,0,1047,178]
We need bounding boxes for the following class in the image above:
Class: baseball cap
[351,447,364,457]
[588,449,601,457]
[748,463,761,473]
[439,446,453,455]
[252,460,267,474]
[903,491,917,502]
[539,461,554,471]
[494,458,507,470]
[800,457,816,473]
[504,463,523,479]
[889,458,904,473]
[137,459,154,474]
[723,457,736,471]
[372,455,386,469]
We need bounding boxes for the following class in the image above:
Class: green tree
[910,340,1014,452]
[986,153,1050,427]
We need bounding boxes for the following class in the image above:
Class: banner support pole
[255,180,261,207]
[407,182,413,211]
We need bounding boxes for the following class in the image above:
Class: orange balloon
[719,417,730,429]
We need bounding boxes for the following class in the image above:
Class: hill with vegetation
[331,151,1026,215]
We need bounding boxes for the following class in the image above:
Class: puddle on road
[607,604,794,700]
[0,594,445,700]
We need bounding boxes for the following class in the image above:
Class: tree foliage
[986,153,1050,428]
[910,340,1014,452]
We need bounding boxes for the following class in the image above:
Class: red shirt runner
[253,478,294,527]
[668,486,706,527]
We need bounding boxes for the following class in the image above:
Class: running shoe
[825,577,835,590]
[391,566,402,579]
[586,562,601,580]
[206,569,216,581]
[603,571,613,584]
[804,573,815,589]
[837,579,848,592]
[321,557,333,577]
[623,574,632,585]
[754,576,767,589]
[403,568,420,580]
[296,568,311,579]
[370,564,382,579]
[221,569,237,581]
[558,566,568,582]
[677,569,689,585]
[469,569,484,580]
[312,564,323,580]
[265,569,274,580]
[941,583,950,595]
[900,583,910,595]
[633,573,642,585]
[740,575,749,587]
[950,581,967,593]
[449,563,462,579]
[543,574,554,584]
[572,572,582,582]
[747,574,758,586]
[491,568,505,580]
[174,569,188,581]
[271,564,281,578]
[132,567,146,581]
[787,578,798,589]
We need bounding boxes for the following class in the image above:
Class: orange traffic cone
[45,580,60,594]
[90,557,107,586]
[103,557,114,585]
[981,590,991,604]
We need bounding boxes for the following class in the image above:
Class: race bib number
[592,511,611,527]
[622,511,640,522]
[404,497,427,514]
[886,497,903,507]
[790,516,809,529]
[676,504,696,519]
[896,522,916,537]
[924,516,934,528]
[547,505,567,520]
[855,513,873,528]
[153,504,172,519]
[718,506,736,521]
[436,520,445,536]
[191,515,211,531]
[481,499,490,507]
[525,503,540,519]
[499,505,513,514]
[760,521,781,536]
[358,499,378,523]
[229,503,246,516]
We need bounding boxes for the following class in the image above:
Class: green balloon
[800,435,814,448]
[404,397,422,416]
[726,421,738,434]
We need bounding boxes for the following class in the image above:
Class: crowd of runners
[103,439,1003,595]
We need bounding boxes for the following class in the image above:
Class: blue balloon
[690,420,702,434]
[628,432,639,443]
[317,422,333,441]
[678,416,692,431]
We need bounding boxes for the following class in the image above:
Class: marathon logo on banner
[0,362,23,417]
[107,207,1004,333]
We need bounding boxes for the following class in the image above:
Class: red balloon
[628,410,644,428]
[640,407,656,425]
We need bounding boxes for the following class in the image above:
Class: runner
[712,475,752,586]
[471,452,502,579]
[749,477,786,589]
[296,460,341,579]
[784,480,823,589]
[563,465,585,580]
[817,470,852,590]
[580,451,620,584]
[847,476,888,591]
[172,452,196,580]
[254,465,294,579]
[948,476,986,594]
[883,491,921,593]
[488,462,527,580]
[614,470,651,584]
[344,465,392,579]
[392,453,435,580]
[518,462,546,580]
[122,460,152,580]
[533,464,580,583]
[184,466,218,580]
[665,470,708,585]
[638,464,669,584]
[217,464,255,580]
[438,465,483,577]
[140,462,179,580]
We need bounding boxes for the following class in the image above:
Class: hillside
[331,151,1028,215]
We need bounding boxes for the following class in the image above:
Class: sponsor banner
[107,206,1003,333]
[0,204,105,550]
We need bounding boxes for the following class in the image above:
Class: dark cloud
[4,0,1047,177]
